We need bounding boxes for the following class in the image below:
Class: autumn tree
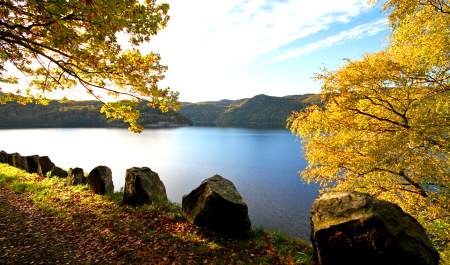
[289,0,449,251]
[0,0,178,132]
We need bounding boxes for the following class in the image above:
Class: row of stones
[0,150,440,265]
[0,151,114,195]
[122,168,252,235]
[0,151,251,235]
[122,168,441,265]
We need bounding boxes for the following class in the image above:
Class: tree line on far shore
[0,94,320,129]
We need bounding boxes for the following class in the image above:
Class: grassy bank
[0,163,313,264]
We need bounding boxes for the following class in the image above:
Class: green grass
[104,190,124,204]
[251,227,313,264]
[0,163,114,216]
[0,162,314,264]
[4,162,447,265]
[0,165,24,184]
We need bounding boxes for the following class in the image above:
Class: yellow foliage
[0,0,177,132]
[289,0,449,252]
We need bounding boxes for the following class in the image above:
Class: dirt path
[0,177,310,265]
[0,186,106,265]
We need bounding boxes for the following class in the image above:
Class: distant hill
[179,94,320,128]
[0,100,191,129]
[179,99,241,126]
[0,93,320,129]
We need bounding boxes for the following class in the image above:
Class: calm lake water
[0,127,319,239]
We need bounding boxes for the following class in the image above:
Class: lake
[0,127,319,239]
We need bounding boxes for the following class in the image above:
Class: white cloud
[138,0,375,101]
[3,1,382,102]
[151,0,372,60]
[269,18,387,63]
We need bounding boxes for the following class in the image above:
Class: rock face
[87,166,114,194]
[26,155,40,173]
[310,192,439,265]
[6,153,17,166]
[67,168,86,185]
[0,151,8,163]
[37,156,55,176]
[182,175,251,235]
[123,167,167,206]
[49,167,68,178]
[12,154,28,171]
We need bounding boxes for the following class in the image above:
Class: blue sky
[144,0,390,102]
[3,0,390,103]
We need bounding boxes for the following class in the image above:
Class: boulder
[67,167,86,185]
[182,175,251,235]
[310,192,439,265]
[37,156,55,176]
[49,167,68,178]
[0,151,8,163]
[12,154,28,171]
[6,153,17,166]
[25,155,40,173]
[123,167,167,206]
[87,166,114,194]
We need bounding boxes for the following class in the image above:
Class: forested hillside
[0,100,191,129]
[180,94,320,128]
[0,94,320,129]
[179,99,238,126]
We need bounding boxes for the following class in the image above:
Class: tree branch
[347,107,410,129]
[362,95,410,127]
[0,33,145,102]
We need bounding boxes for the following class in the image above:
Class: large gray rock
[12,154,28,171]
[123,167,167,206]
[37,156,55,176]
[67,168,86,185]
[49,166,68,178]
[311,192,439,265]
[26,155,40,173]
[0,151,7,163]
[182,175,251,235]
[87,166,114,195]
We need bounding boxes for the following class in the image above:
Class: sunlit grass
[0,163,118,217]
[0,162,313,264]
